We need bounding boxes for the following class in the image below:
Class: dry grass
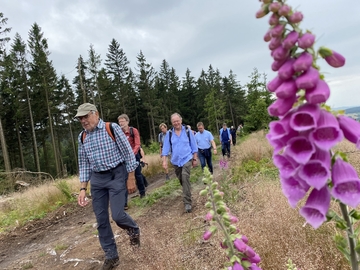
[141,153,167,177]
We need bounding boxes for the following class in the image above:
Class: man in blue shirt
[195,122,217,174]
[161,113,198,213]
[219,123,232,158]
[76,103,140,270]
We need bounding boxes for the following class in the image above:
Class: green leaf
[349,209,360,220]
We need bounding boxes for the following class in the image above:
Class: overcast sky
[2,0,360,108]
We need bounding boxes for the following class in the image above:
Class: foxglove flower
[271,24,285,37]
[269,2,281,12]
[305,79,330,104]
[203,230,212,240]
[290,103,320,132]
[233,262,244,270]
[318,47,346,68]
[249,264,262,270]
[205,211,214,221]
[293,51,313,72]
[285,136,315,164]
[298,32,315,49]
[278,58,295,80]
[283,30,299,49]
[295,66,320,89]
[234,238,247,252]
[241,235,248,244]
[272,46,290,61]
[275,79,297,99]
[331,158,360,208]
[269,37,282,50]
[271,58,286,71]
[310,110,343,150]
[288,11,303,23]
[299,186,330,229]
[278,4,291,16]
[245,246,256,258]
[298,147,331,190]
[247,253,261,264]
[267,76,283,92]
[281,175,309,208]
[269,13,279,26]
[268,95,296,117]
[263,30,272,42]
[273,153,298,178]
[337,115,360,149]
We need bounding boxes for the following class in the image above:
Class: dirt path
[0,161,226,270]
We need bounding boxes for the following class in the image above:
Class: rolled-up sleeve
[161,131,171,156]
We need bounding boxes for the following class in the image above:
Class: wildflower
[275,79,297,99]
[310,110,343,150]
[299,186,330,229]
[284,136,315,164]
[269,2,281,12]
[305,79,330,105]
[282,30,299,49]
[288,11,303,23]
[268,13,279,26]
[220,159,229,169]
[233,262,244,270]
[234,238,247,252]
[331,158,360,208]
[205,211,214,221]
[249,264,262,270]
[271,58,287,71]
[281,175,309,208]
[203,230,212,240]
[272,45,290,61]
[230,216,239,224]
[241,235,249,244]
[268,95,296,117]
[270,24,285,37]
[290,103,321,132]
[337,115,360,149]
[298,147,331,190]
[278,4,291,16]
[278,58,296,80]
[295,66,320,89]
[273,153,298,178]
[298,32,315,49]
[318,47,346,68]
[293,51,313,72]
[269,37,282,50]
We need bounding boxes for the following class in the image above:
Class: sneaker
[124,205,129,210]
[101,257,119,270]
[185,204,192,213]
[165,174,170,181]
[140,193,146,199]
[127,228,140,247]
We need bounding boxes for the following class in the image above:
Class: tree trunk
[0,117,11,172]
[78,58,87,104]
[25,78,41,172]
[67,113,78,172]
[44,79,61,177]
[15,121,25,169]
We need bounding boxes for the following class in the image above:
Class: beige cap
[75,103,97,117]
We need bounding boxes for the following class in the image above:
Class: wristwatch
[80,187,87,192]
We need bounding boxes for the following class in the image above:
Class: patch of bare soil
[0,161,226,270]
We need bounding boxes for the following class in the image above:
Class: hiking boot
[185,204,192,213]
[100,257,119,270]
[165,174,170,181]
[124,205,129,211]
[140,193,146,199]
[127,228,140,247]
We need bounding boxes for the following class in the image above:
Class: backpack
[168,125,191,152]
[80,122,115,144]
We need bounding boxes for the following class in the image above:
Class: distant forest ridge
[344,107,360,114]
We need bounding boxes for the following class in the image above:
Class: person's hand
[192,159,198,167]
[78,190,89,207]
[162,159,168,171]
[213,149,217,155]
[127,171,137,194]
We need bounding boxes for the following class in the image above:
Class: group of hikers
[75,102,240,270]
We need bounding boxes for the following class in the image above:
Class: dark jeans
[90,163,139,259]
[221,141,231,157]
[174,160,192,205]
[232,136,236,146]
[198,148,213,174]
[125,154,146,206]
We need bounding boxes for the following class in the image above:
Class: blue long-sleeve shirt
[78,119,138,182]
[161,126,198,167]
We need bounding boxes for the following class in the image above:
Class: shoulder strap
[129,126,134,138]
[105,122,116,141]
[81,122,115,144]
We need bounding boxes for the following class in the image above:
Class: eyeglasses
[76,112,93,121]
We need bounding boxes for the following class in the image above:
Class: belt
[97,162,123,174]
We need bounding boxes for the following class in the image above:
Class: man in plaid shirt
[76,103,140,270]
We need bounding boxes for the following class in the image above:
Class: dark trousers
[90,163,139,259]
[124,154,146,207]
[198,148,213,174]
[174,160,192,205]
[221,141,231,157]
[232,137,236,146]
